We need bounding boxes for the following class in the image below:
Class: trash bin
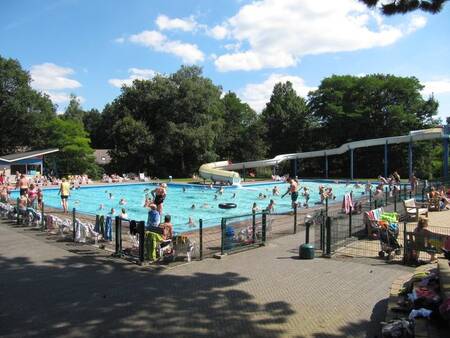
[299,243,315,259]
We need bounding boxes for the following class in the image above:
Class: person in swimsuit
[152,183,167,215]
[58,178,71,213]
[17,174,29,197]
[282,178,299,208]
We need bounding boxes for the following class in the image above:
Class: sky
[1,0,450,120]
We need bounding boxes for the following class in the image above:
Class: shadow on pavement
[0,252,295,338]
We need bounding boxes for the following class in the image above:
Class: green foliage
[359,0,447,15]
[0,55,55,154]
[217,92,267,162]
[63,94,84,123]
[104,65,225,177]
[261,81,312,156]
[307,74,440,177]
[109,115,154,173]
[45,118,99,177]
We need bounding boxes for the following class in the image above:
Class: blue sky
[1,0,450,120]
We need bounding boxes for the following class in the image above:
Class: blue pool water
[11,181,366,232]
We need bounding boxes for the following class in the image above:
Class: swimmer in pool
[191,204,196,209]
[187,217,196,227]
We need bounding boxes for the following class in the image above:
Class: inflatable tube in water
[218,203,237,209]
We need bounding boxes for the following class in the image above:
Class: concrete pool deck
[0,214,415,338]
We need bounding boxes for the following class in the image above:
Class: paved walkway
[0,219,413,338]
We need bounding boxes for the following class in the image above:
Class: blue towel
[105,216,112,241]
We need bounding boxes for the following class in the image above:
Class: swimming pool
[11,181,365,232]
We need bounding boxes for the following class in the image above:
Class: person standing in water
[282,178,299,208]
[58,178,71,213]
[152,183,167,215]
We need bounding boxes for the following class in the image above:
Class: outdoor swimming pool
[11,181,366,232]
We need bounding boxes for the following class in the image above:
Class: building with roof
[0,149,59,177]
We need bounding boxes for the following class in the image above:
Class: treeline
[0,55,445,179]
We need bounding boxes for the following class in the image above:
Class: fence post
[221,218,225,255]
[199,219,203,260]
[385,187,388,206]
[252,210,256,243]
[262,211,267,243]
[320,210,325,251]
[403,184,407,200]
[394,195,397,212]
[293,203,297,234]
[369,189,372,209]
[41,202,45,230]
[16,198,20,225]
[403,221,407,264]
[325,216,331,257]
[72,208,76,241]
[325,197,328,217]
[421,186,425,202]
[115,216,121,255]
[348,205,352,237]
[138,221,145,264]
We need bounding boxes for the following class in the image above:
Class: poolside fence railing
[2,178,449,266]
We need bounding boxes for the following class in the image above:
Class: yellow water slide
[198,160,241,185]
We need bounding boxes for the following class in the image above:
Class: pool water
[11,181,366,233]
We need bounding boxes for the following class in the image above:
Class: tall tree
[63,94,84,122]
[359,0,447,15]
[218,92,267,162]
[103,66,224,177]
[308,74,439,177]
[82,108,106,148]
[45,118,100,177]
[0,55,55,154]
[109,115,154,174]
[261,81,312,157]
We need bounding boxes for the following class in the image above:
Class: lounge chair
[402,198,429,221]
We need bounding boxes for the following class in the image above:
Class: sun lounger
[402,198,429,221]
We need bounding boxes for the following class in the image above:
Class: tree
[359,0,447,15]
[0,55,55,154]
[308,74,440,177]
[218,92,267,162]
[109,115,154,174]
[45,118,100,177]
[103,66,225,177]
[261,81,312,157]
[63,94,84,122]
[82,108,106,148]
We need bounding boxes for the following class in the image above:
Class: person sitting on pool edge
[160,215,174,250]
[146,204,160,229]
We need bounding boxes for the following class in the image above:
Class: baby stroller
[378,222,401,259]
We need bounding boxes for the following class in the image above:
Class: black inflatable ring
[219,203,237,209]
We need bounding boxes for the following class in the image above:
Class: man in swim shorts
[282,178,299,208]
[17,174,29,196]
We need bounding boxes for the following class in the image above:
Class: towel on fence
[145,231,164,261]
[104,216,112,241]
[342,193,354,214]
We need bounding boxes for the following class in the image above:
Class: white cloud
[214,0,427,71]
[115,37,125,43]
[30,63,83,105]
[209,25,228,39]
[156,14,197,32]
[240,73,316,112]
[108,68,157,88]
[406,15,427,33]
[129,30,204,64]
[422,79,450,96]
[30,63,81,90]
